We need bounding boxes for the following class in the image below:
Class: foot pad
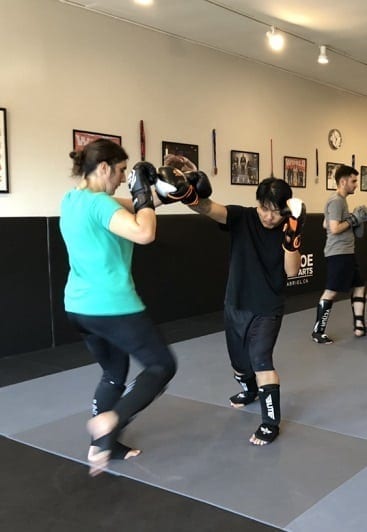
[253,423,279,444]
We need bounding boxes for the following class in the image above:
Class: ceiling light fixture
[134,0,154,6]
[266,26,284,52]
[318,45,329,64]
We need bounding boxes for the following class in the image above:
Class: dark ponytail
[70,138,128,177]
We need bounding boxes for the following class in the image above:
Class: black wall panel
[132,214,229,323]
[3,213,367,357]
[48,217,81,346]
[0,218,52,358]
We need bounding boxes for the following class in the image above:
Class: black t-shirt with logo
[221,205,287,315]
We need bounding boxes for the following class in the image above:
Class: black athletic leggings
[68,311,176,429]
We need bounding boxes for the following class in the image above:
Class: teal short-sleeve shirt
[60,189,145,315]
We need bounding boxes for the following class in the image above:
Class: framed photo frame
[73,129,122,151]
[0,108,9,193]
[231,150,259,185]
[360,166,367,191]
[283,156,307,188]
[326,162,342,191]
[161,141,199,168]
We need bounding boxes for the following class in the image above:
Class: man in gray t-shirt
[323,193,355,257]
[312,165,366,344]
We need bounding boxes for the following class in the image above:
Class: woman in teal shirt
[60,139,176,476]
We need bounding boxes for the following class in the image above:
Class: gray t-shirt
[323,192,354,257]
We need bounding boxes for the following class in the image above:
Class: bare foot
[230,401,245,409]
[124,448,141,459]
[87,445,110,477]
[354,320,365,337]
[249,433,268,446]
[249,423,279,446]
[87,411,118,477]
[112,441,141,460]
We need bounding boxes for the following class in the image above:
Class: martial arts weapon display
[270,138,274,178]
[212,128,217,175]
[140,119,145,161]
[315,148,319,181]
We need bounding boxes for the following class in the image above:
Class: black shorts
[224,305,283,374]
[326,254,364,292]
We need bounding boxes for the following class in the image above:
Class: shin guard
[351,292,366,336]
[258,384,280,426]
[230,374,258,406]
[313,299,333,334]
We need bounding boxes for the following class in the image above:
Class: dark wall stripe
[1,213,363,358]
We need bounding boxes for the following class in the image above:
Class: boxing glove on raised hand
[127,162,155,213]
[155,166,199,205]
[282,198,306,252]
[185,171,212,199]
[163,154,198,172]
[133,161,159,186]
[346,205,367,228]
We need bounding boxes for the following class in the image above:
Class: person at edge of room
[59,139,176,476]
[151,158,304,446]
[312,164,367,344]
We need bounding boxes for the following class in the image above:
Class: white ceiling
[59,0,367,97]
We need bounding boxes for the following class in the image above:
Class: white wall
[0,0,366,216]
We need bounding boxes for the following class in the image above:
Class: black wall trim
[2,213,364,358]
[0,218,52,357]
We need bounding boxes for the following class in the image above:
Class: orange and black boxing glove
[282,198,306,252]
[155,166,199,205]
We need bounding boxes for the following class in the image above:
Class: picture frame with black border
[231,150,259,185]
[283,156,307,188]
[161,141,199,168]
[326,162,342,191]
[360,165,367,191]
[73,129,122,151]
[0,108,9,193]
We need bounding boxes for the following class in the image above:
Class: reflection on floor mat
[3,300,367,531]
[10,394,367,529]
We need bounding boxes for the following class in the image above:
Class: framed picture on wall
[326,162,342,190]
[231,150,259,185]
[0,108,9,193]
[161,141,199,168]
[283,156,307,188]
[73,129,122,151]
[360,166,367,191]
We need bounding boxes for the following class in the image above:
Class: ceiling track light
[318,45,329,64]
[266,26,285,52]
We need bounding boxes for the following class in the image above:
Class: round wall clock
[328,128,342,150]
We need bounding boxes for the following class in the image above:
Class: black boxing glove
[346,205,367,228]
[282,198,306,252]
[132,161,158,186]
[155,166,198,205]
[184,171,212,199]
[127,162,155,213]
